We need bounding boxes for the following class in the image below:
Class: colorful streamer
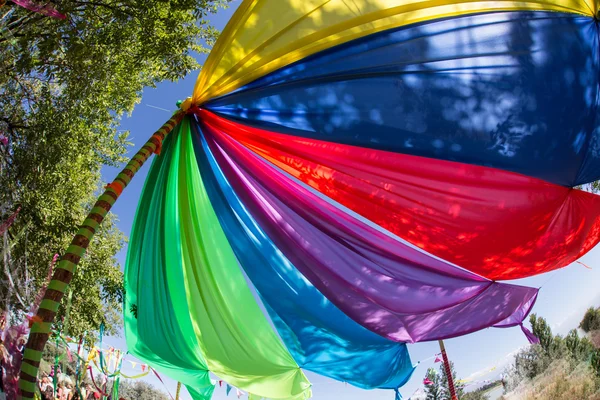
[50,330,153,388]
[0,206,20,236]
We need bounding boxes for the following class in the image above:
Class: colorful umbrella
[124,1,600,399]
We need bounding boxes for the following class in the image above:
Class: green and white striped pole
[18,110,185,399]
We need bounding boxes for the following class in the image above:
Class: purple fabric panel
[493,292,538,328]
[521,324,541,345]
[201,121,539,343]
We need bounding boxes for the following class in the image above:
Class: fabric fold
[196,110,600,280]
[198,114,540,343]
[191,118,415,391]
[193,1,594,104]
[125,0,600,397]
[205,11,600,187]
[125,117,312,400]
[124,123,215,400]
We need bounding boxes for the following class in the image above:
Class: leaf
[0,0,229,336]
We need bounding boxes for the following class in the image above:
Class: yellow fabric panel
[192,0,596,104]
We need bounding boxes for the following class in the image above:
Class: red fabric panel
[199,110,600,280]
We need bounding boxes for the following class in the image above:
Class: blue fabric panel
[206,12,600,187]
[190,119,415,391]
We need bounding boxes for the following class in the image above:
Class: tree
[0,0,230,338]
[504,313,600,393]
[424,367,441,400]
[117,380,169,400]
[462,391,488,400]
[439,361,464,400]
[424,361,465,400]
[565,329,595,362]
[580,307,600,333]
[591,349,600,376]
[590,331,600,349]
[503,315,556,390]
[530,314,554,354]
[513,344,552,381]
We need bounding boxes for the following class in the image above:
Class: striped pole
[18,111,185,399]
[439,340,459,400]
[175,382,182,400]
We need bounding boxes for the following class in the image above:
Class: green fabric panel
[124,124,214,399]
[174,117,311,399]
[125,117,311,400]
[186,385,216,400]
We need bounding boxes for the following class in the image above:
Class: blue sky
[98,2,600,399]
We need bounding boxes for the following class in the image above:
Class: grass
[501,360,600,400]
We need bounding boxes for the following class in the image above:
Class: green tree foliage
[40,341,81,379]
[440,361,465,400]
[581,307,600,333]
[505,314,600,393]
[591,350,600,376]
[424,367,441,400]
[462,391,488,400]
[566,329,596,362]
[424,362,465,400]
[0,0,229,338]
[591,331,600,349]
[512,343,552,382]
[530,314,554,354]
[117,380,169,400]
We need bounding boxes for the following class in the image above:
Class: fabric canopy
[126,0,600,398]
[124,118,215,400]
[197,110,600,280]
[192,119,416,390]
[197,113,539,343]
[193,0,596,104]
[126,118,311,400]
[205,11,600,187]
